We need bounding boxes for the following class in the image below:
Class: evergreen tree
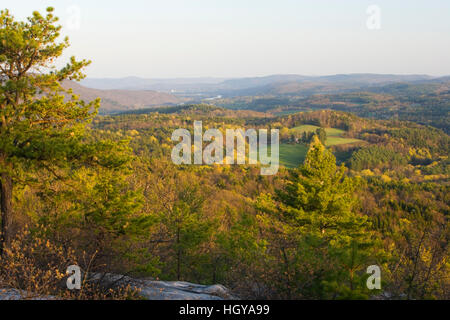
[257,137,382,298]
[0,8,136,255]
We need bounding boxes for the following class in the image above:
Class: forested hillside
[214,80,450,133]
[13,102,448,299]
[94,107,449,299]
[61,80,181,114]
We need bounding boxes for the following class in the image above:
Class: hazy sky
[2,0,450,78]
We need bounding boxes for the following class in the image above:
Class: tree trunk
[0,171,13,256]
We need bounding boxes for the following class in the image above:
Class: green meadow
[262,125,364,168]
[278,144,309,168]
[291,125,363,147]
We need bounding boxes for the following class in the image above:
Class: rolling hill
[62,80,181,114]
[80,74,435,97]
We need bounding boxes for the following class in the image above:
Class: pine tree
[257,137,382,298]
[0,8,133,255]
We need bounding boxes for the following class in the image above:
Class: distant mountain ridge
[73,74,449,114]
[217,74,440,97]
[81,77,228,92]
[81,74,437,94]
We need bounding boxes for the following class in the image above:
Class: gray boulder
[88,273,237,300]
[137,281,234,300]
[0,288,55,300]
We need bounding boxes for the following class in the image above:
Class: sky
[2,0,450,78]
